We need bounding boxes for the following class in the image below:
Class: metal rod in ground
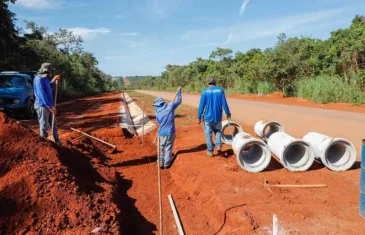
[142,101,144,147]
[273,214,278,235]
[168,195,185,235]
[157,136,163,235]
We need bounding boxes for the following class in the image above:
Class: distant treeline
[1,0,122,98]
[131,16,365,104]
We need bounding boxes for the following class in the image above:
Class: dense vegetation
[0,0,122,98]
[131,16,365,104]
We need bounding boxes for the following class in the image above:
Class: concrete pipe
[268,132,315,171]
[221,120,244,145]
[254,120,284,142]
[303,132,356,171]
[232,132,271,172]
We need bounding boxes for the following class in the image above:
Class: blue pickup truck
[0,71,36,118]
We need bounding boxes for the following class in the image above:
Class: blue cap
[153,97,166,106]
[153,97,167,113]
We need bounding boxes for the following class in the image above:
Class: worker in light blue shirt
[33,62,61,144]
[197,78,231,157]
[153,87,182,169]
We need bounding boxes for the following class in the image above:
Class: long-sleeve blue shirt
[33,75,55,109]
[197,86,231,123]
[156,90,182,136]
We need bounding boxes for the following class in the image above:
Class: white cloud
[105,55,128,60]
[17,14,50,21]
[182,8,346,45]
[193,17,225,23]
[239,0,252,17]
[68,27,111,40]
[130,41,145,48]
[16,0,61,9]
[16,0,85,9]
[224,33,233,45]
[147,0,184,19]
[121,32,139,36]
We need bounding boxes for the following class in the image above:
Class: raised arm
[172,87,182,109]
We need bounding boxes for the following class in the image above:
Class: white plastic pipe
[303,132,356,171]
[232,132,272,172]
[221,120,244,145]
[268,132,315,171]
[254,120,284,142]
[168,195,185,235]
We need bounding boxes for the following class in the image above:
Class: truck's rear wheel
[25,99,35,118]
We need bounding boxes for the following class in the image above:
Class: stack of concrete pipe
[254,119,356,172]
[228,119,356,173]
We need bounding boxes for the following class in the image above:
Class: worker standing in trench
[153,86,182,169]
[33,62,62,145]
[197,78,231,157]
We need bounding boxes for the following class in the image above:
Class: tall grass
[296,75,365,104]
[257,80,276,95]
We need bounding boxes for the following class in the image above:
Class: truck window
[0,75,26,88]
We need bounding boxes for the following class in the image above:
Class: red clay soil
[2,91,364,235]
[0,112,119,234]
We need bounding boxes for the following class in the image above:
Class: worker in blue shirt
[197,78,231,157]
[33,63,61,144]
[153,86,182,169]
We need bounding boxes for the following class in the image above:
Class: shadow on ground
[113,172,157,234]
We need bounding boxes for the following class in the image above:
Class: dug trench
[0,91,363,234]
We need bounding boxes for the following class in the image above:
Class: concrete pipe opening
[263,123,282,140]
[283,142,314,171]
[236,141,271,172]
[221,120,243,145]
[325,140,356,171]
[254,120,284,142]
[302,132,356,171]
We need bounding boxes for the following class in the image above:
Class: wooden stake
[268,184,327,188]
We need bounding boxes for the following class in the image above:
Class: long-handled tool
[70,128,117,153]
[49,80,59,143]
[157,136,163,235]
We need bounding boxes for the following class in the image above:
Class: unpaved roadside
[137,90,365,157]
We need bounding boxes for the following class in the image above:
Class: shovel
[49,79,59,143]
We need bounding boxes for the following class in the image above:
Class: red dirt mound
[0,112,120,234]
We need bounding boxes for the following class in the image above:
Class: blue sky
[9,0,365,76]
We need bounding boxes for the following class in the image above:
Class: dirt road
[4,91,363,234]
[138,90,365,156]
